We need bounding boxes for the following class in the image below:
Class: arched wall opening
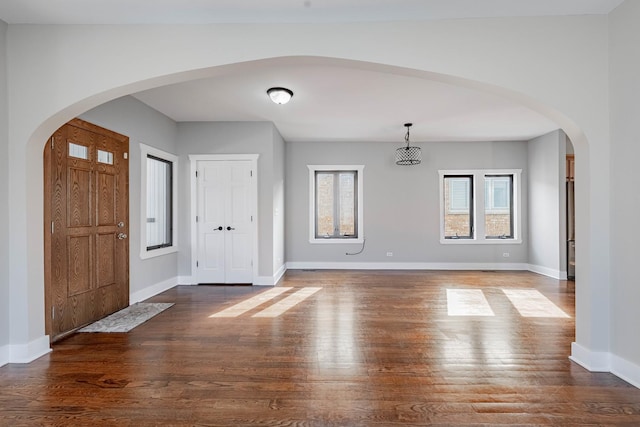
[16,56,595,369]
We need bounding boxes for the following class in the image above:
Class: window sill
[310,238,364,245]
[140,246,178,260]
[440,238,522,245]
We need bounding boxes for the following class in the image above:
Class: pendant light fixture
[267,87,294,105]
[395,123,422,165]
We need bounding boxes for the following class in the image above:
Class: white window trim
[140,143,178,259]
[308,164,365,244]
[439,169,522,245]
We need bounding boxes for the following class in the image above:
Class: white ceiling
[0,0,624,24]
[2,1,621,143]
[133,58,559,143]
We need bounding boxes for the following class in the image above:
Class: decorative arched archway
[6,21,608,372]
[29,56,590,356]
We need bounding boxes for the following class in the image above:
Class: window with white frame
[439,169,522,244]
[308,165,364,244]
[443,175,474,239]
[140,144,178,259]
[146,155,173,249]
[484,175,513,239]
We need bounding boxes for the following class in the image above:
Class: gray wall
[527,130,566,276]
[286,140,529,265]
[80,96,179,295]
[609,0,640,368]
[175,121,282,279]
[0,20,9,350]
[59,96,567,292]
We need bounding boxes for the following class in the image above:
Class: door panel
[225,162,252,283]
[196,160,253,284]
[229,234,251,270]
[197,163,226,283]
[203,233,224,269]
[68,235,91,296]
[67,167,91,227]
[96,172,116,225]
[97,233,116,287]
[45,118,129,341]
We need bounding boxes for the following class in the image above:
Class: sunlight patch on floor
[252,287,322,318]
[502,289,570,318]
[446,289,495,316]
[209,287,292,318]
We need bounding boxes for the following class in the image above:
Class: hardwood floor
[2,270,640,426]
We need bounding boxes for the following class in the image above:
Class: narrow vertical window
[146,155,173,250]
[484,175,513,239]
[443,175,474,239]
[315,170,357,238]
[308,165,364,244]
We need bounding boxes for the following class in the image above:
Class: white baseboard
[287,262,570,281]
[130,276,178,304]
[0,344,8,367]
[254,264,287,286]
[179,267,287,287]
[272,264,287,285]
[253,276,274,286]
[177,276,197,285]
[286,261,529,271]
[527,264,565,280]
[569,342,611,372]
[3,335,52,365]
[611,354,640,389]
[570,342,640,389]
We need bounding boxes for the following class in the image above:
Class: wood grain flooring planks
[1,270,639,426]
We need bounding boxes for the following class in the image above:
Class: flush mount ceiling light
[267,87,293,105]
[395,123,422,166]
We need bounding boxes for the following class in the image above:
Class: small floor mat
[78,302,174,333]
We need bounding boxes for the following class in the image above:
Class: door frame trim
[189,154,259,284]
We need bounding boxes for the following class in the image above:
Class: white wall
[559,133,568,275]
[79,96,179,299]
[609,0,640,385]
[0,20,9,361]
[567,138,575,155]
[175,121,283,282]
[286,140,529,267]
[272,126,286,279]
[527,130,566,278]
[0,15,617,376]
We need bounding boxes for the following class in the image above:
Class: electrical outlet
[503,252,510,258]
[386,252,393,257]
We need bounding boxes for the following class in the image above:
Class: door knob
[215,226,223,231]
[117,221,125,228]
[226,226,235,231]
[117,233,128,240]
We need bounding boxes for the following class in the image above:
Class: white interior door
[197,160,253,284]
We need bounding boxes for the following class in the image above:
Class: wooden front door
[44,118,129,340]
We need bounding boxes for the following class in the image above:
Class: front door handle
[117,233,128,240]
[226,226,235,231]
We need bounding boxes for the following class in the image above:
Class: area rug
[79,302,174,333]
